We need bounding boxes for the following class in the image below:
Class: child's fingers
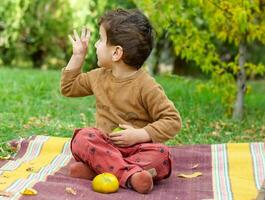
[109,137,123,145]
[81,27,86,40]
[109,132,122,138]
[85,28,91,41]
[112,140,124,146]
[68,35,75,45]
[109,137,122,143]
[81,28,90,45]
[73,29,81,43]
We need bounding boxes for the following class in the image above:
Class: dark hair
[99,8,154,69]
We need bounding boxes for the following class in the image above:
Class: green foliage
[22,0,74,69]
[134,0,265,116]
[0,0,28,64]
[0,0,30,47]
[0,0,74,68]
[0,0,136,69]
[0,142,17,158]
[0,68,264,151]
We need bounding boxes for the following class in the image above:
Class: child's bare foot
[129,170,153,194]
[69,161,96,180]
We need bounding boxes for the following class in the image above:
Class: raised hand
[68,27,91,57]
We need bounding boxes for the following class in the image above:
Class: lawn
[0,67,264,149]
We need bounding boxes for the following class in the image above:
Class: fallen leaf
[26,167,34,172]
[9,138,23,152]
[177,172,202,178]
[225,132,232,136]
[0,190,13,197]
[0,155,11,160]
[65,187,77,195]
[20,188,38,195]
[211,131,219,136]
[191,164,199,169]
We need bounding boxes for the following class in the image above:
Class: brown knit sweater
[61,67,182,143]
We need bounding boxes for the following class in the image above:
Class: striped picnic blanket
[0,135,264,200]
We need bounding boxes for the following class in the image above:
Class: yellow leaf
[177,172,202,178]
[191,164,199,169]
[20,188,38,195]
[0,155,11,160]
[211,131,219,136]
[26,167,34,172]
[65,187,77,195]
[0,190,13,197]
[2,174,9,178]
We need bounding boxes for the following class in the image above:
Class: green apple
[113,127,124,132]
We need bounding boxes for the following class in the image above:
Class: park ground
[0,67,264,156]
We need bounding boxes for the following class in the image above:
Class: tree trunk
[1,48,14,66]
[31,49,44,68]
[233,41,247,120]
[153,38,162,75]
[173,57,188,75]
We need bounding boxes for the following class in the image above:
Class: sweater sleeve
[60,68,98,97]
[141,79,182,143]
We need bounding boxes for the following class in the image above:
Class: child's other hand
[68,27,91,57]
[109,124,151,147]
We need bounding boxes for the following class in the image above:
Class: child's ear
[112,46,123,62]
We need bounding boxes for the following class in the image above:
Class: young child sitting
[60,8,182,194]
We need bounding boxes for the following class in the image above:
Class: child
[60,8,181,194]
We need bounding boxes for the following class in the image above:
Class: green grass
[0,67,264,151]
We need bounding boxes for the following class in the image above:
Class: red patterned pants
[70,128,172,187]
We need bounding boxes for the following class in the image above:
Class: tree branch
[206,0,233,19]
